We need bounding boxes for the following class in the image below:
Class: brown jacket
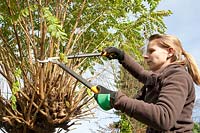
[114,54,195,132]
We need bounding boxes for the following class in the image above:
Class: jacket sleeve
[133,85,146,100]
[113,68,193,130]
[120,53,157,85]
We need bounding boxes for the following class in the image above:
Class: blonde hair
[149,34,200,85]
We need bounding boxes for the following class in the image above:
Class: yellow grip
[101,51,107,56]
[91,86,99,94]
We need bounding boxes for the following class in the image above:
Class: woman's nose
[143,54,149,59]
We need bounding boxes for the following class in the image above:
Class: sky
[67,1,200,133]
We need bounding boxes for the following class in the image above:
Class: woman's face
[143,41,170,72]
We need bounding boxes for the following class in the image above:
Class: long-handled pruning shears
[37,52,107,94]
[37,53,102,63]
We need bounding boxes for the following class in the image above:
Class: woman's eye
[148,49,155,54]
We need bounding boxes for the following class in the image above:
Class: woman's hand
[94,85,116,111]
[102,47,124,61]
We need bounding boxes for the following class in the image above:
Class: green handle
[96,94,112,111]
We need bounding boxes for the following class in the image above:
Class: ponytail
[148,34,200,85]
[182,51,200,85]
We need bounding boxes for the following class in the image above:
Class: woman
[95,34,200,132]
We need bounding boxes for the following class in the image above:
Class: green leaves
[14,4,38,23]
[193,123,200,133]
[10,95,17,110]
[118,114,132,133]
[14,68,22,78]
[59,53,68,63]
[12,81,20,94]
[146,0,161,11]
[11,81,19,110]
[86,88,93,96]
[11,68,21,110]
[42,7,68,41]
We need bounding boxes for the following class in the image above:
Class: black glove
[102,47,124,61]
[94,85,116,111]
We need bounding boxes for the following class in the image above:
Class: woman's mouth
[147,61,152,65]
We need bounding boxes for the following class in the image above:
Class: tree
[0,0,171,132]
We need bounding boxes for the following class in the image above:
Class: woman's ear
[167,48,175,59]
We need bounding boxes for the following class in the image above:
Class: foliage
[193,122,200,133]
[0,0,171,132]
[118,114,132,133]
